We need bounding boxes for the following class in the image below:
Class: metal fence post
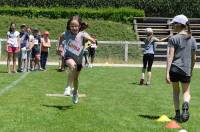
[0,39,1,59]
[125,41,128,63]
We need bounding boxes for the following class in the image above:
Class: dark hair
[178,21,191,39]
[20,24,26,29]
[186,21,191,38]
[9,22,16,32]
[66,16,88,32]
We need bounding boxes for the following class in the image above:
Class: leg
[40,52,44,69]
[73,71,80,93]
[63,58,77,96]
[66,59,77,87]
[18,50,22,71]
[172,82,181,121]
[43,52,48,69]
[140,55,147,84]
[13,53,17,73]
[181,82,191,122]
[172,82,180,111]
[147,54,154,84]
[72,67,82,104]
[7,52,12,73]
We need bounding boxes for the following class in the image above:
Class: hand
[166,74,171,84]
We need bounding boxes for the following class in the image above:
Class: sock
[141,73,145,79]
[175,110,180,116]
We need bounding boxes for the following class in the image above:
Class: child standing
[57,39,66,72]
[40,31,51,70]
[18,24,30,72]
[6,22,20,73]
[139,28,170,86]
[31,28,41,71]
[88,34,98,68]
[26,27,34,71]
[59,16,95,104]
[166,15,197,122]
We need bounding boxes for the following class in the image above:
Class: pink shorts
[35,54,40,60]
[7,46,19,53]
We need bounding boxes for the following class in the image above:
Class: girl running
[166,15,197,122]
[59,16,95,104]
[139,28,170,86]
[41,31,51,70]
[6,22,20,73]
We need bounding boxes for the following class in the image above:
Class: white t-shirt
[7,31,20,47]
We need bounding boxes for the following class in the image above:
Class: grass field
[0,15,135,40]
[0,15,140,63]
[0,66,199,132]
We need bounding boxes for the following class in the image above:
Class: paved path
[1,61,200,68]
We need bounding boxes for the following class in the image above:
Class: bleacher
[133,17,200,61]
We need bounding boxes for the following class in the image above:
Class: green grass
[0,66,199,132]
[0,15,135,40]
[0,15,140,63]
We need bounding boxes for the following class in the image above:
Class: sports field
[0,66,199,132]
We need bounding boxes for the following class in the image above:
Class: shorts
[89,47,96,57]
[20,47,27,60]
[64,56,82,71]
[169,71,191,83]
[7,46,19,53]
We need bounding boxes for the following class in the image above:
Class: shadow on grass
[42,104,73,111]
[129,82,140,85]
[0,71,8,73]
[139,114,174,121]
[138,114,160,120]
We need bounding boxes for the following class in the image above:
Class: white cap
[170,14,188,25]
[146,28,153,33]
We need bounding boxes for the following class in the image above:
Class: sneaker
[139,79,144,85]
[88,64,93,68]
[146,82,151,87]
[173,110,181,122]
[64,87,72,96]
[72,90,78,104]
[181,102,190,122]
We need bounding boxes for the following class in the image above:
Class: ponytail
[186,22,191,39]
[80,22,88,31]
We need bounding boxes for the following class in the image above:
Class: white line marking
[46,93,86,97]
[0,72,29,96]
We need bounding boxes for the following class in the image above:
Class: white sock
[141,73,145,79]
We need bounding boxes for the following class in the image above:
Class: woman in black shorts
[166,14,197,122]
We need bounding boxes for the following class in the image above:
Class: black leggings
[142,54,154,72]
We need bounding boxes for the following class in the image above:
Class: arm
[154,35,171,42]
[28,37,34,50]
[191,51,196,73]
[58,34,64,50]
[166,46,174,84]
[84,34,95,43]
[42,39,51,48]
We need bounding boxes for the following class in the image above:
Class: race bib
[34,39,39,45]
[66,40,83,56]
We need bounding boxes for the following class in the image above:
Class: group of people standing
[6,23,51,73]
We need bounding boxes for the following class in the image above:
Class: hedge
[0,0,199,17]
[0,7,144,23]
